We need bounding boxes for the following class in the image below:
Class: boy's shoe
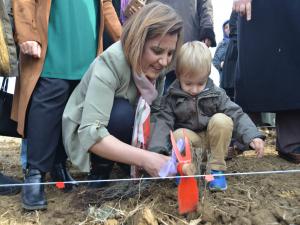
[208,170,227,191]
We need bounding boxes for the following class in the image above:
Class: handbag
[0,77,20,137]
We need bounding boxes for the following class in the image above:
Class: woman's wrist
[132,148,150,168]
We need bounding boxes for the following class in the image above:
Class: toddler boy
[149,41,265,191]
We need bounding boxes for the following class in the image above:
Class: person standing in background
[212,20,230,85]
[233,0,300,163]
[221,11,274,127]
[12,0,121,210]
[221,11,238,101]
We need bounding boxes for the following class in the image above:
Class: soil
[0,128,299,225]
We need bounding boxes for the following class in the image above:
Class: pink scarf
[132,73,158,105]
[131,73,158,178]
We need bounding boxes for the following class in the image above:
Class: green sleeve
[77,58,120,150]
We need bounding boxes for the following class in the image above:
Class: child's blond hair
[176,41,211,78]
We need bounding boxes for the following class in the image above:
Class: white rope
[0,169,300,187]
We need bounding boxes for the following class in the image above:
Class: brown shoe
[226,146,235,160]
[278,151,300,164]
[226,145,243,160]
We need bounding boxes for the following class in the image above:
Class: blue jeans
[20,139,27,170]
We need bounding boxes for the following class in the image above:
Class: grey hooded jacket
[148,78,264,154]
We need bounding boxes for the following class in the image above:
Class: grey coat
[148,78,264,154]
[147,0,216,46]
[0,0,18,77]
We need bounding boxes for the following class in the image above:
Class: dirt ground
[0,128,299,225]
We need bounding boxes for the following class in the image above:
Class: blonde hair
[176,41,212,78]
[121,2,183,74]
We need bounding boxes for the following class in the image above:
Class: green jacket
[62,41,165,172]
[148,78,264,154]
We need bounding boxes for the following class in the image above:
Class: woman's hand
[141,151,170,177]
[233,0,252,21]
[90,135,170,177]
[249,138,264,158]
[19,41,41,58]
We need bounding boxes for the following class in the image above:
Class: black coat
[235,0,300,112]
[221,11,238,90]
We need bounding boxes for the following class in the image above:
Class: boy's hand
[182,163,196,176]
[249,138,264,158]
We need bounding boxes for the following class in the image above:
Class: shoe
[226,143,244,161]
[208,170,227,191]
[226,146,236,160]
[87,162,113,188]
[22,169,47,210]
[0,172,21,195]
[278,147,300,164]
[50,163,77,191]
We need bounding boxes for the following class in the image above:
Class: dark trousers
[26,78,79,172]
[224,88,235,102]
[276,110,300,153]
[91,98,135,172]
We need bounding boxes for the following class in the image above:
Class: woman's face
[141,34,178,81]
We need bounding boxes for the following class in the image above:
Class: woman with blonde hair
[62,2,183,184]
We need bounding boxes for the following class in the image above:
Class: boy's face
[224,23,230,37]
[179,72,208,96]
